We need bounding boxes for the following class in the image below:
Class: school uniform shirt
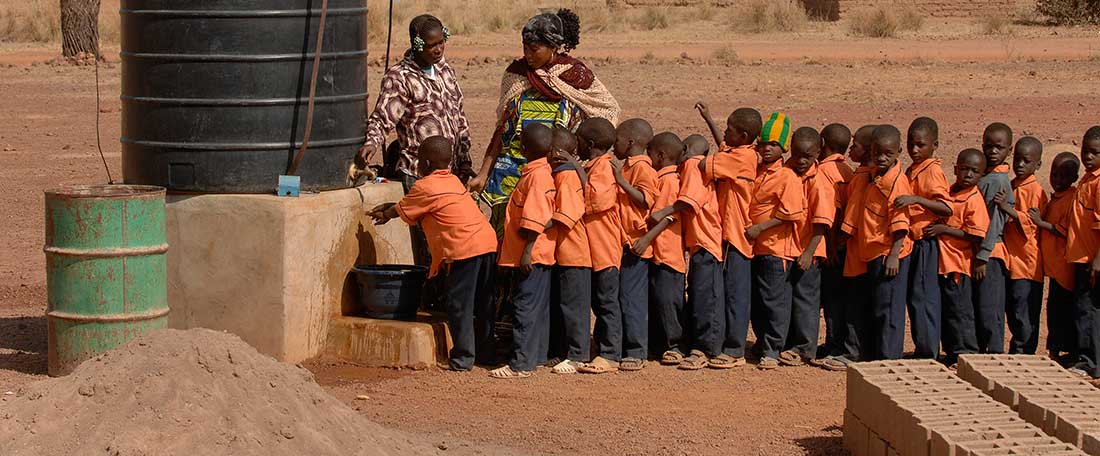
[396,170,499,278]
[842,165,874,277]
[1066,167,1100,265]
[939,185,991,276]
[678,155,724,261]
[819,154,854,209]
[703,143,758,259]
[583,153,624,271]
[977,164,1015,263]
[1004,175,1047,282]
[905,158,951,241]
[552,164,592,269]
[651,165,686,273]
[498,157,557,267]
[794,163,836,260]
[842,163,914,263]
[617,155,659,259]
[1042,188,1077,290]
[750,159,806,261]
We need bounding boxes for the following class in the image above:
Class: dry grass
[847,4,924,38]
[0,0,120,45]
[711,44,739,65]
[729,0,808,33]
[636,7,671,30]
[980,15,1014,35]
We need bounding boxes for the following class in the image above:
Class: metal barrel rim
[47,307,170,323]
[44,184,166,200]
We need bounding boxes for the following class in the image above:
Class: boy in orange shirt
[994,137,1048,354]
[575,118,624,374]
[785,127,836,365]
[643,134,728,370]
[609,119,658,371]
[924,148,989,366]
[697,104,761,364]
[816,123,853,365]
[747,113,805,370]
[1065,126,1100,379]
[974,123,1016,354]
[369,136,499,371]
[490,123,557,379]
[840,125,913,361]
[633,133,688,364]
[1032,152,1080,361]
[546,126,593,374]
[894,117,952,360]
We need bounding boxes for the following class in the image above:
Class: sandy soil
[2,27,1099,454]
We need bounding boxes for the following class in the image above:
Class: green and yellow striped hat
[760,112,791,151]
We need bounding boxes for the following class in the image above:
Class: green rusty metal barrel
[44,184,169,376]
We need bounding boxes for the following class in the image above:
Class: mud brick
[1056,419,1100,448]
[846,409,871,456]
[870,432,889,456]
[1082,432,1100,456]
[931,425,1046,456]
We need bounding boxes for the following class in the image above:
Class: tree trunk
[61,0,101,58]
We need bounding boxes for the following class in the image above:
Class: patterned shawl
[498,54,620,125]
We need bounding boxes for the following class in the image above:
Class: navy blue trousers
[549,266,592,363]
[866,255,911,361]
[843,273,871,361]
[1047,280,1076,356]
[689,249,725,357]
[786,260,821,359]
[941,273,978,362]
[620,250,650,360]
[650,263,687,356]
[509,265,551,372]
[443,253,498,370]
[974,258,1008,354]
[1073,264,1099,377]
[752,255,794,360]
[722,246,753,357]
[1007,278,1044,355]
[821,249,848,358]
[592,266,622,362]
[907,238,942,359]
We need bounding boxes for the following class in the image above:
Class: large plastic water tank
[119,0,368,193]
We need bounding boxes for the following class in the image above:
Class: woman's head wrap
[522,13,565,49]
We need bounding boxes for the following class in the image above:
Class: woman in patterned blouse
[467,8,621,236]
[359,14,474,192]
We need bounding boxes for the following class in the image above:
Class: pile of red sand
[0,329,450,456]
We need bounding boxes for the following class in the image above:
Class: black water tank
[120,0,367,193]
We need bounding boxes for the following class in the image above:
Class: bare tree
[61,0,101,58]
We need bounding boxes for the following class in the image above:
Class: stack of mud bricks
[845,359,1085,455]
[957,355,1100,455]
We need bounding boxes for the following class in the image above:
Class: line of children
[370,113,1100,382]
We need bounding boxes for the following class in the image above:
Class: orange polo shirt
[703,143,758,259]
[551,166,592,269]
[617,154,659,259]
[1066,167,1100,265]
[396,170,499,278]
[843,163,913,263]
[1004,175,1047,282]
[842,165,874,277]
[651,165,686,273]
[750,159,805,261]
[819,154,854,208]
[678,155,724,261]
[906,158,951,241]
[584,153,624,271]
[498,157,556,267]
[794,164,836,260]
[1042,188,1077,290]
[938,185,990,276]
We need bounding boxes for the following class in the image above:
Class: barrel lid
[45,184,166,199]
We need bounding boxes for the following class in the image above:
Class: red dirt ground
[2,28,1100,454]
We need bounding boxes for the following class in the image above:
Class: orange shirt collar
[721,142,755,153]
[820,154,845,165]
[1012,174,1037,189]
[523,157,550,175]
[907,158,940,178]
[585,152,612,170]
[658,165,678,176]
[759,158,783,175]
[874,162,904,197]
[854,165,873,174]
[797,163,819,180]
[1088,166,1100,178]
[990,164,1011,174]
[625,154,652,169]
[950,184,981,202]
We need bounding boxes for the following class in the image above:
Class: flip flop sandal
[577,356,619,374]
[619,358,646,372]
[757,357,779,370]
[677,350,709,371]
[708,354,745,369]
[815,356,850,372]
[489,365,532,379]
[778,351,805,367]
[552,360,580,375]
[660,350,685,365]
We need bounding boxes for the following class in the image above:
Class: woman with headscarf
[467,8,621,235]
[359,14,474,191]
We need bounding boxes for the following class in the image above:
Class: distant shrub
[1035,0,1100,24]
[730,0,809,33]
